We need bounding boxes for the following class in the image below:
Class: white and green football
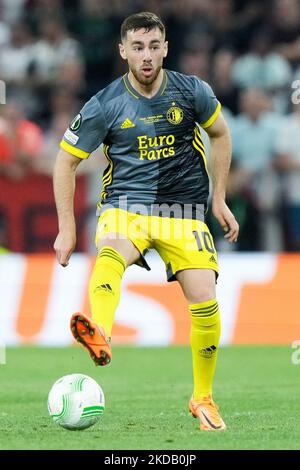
[47,374,105,430]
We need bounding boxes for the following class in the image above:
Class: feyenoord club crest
[166,106,183,125]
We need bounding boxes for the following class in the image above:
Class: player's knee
[185,287,215,304]
[97,238,139,266]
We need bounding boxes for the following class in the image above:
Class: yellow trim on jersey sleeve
[201,101,221,129]
[60,139,90,159]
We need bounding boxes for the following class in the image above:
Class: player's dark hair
[121,12,165,41]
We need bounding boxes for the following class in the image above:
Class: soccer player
[53,12,239,431]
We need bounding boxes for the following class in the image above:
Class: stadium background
[1,0,300,347]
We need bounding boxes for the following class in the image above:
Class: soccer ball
[47,373,105,430]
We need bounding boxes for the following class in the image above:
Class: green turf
[0,345,299,450]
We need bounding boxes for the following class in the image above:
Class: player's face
[119,27,168,86]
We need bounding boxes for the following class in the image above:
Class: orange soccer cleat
[70,313,112,366]
[189,395,227,431]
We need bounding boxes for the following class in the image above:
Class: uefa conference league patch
[69,113,82,131]
[64,113,82,145]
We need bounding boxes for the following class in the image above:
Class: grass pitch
[0,345,299,450]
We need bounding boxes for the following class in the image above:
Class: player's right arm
[53,95,108,266]
[53,148,82,267]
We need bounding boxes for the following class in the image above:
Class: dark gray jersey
[61,69,221,219]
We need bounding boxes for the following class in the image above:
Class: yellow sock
[89,246,126,338]
[189,299,221,401]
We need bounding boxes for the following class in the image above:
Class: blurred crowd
[0,0,300,252]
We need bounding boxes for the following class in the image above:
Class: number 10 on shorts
[193,230,216,254]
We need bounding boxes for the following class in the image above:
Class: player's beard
[130,64,162,87]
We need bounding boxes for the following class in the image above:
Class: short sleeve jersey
[60,69,221,218]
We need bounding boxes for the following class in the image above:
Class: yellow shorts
[95,208,218,282]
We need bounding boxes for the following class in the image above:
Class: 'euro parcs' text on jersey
[60,69,221,220]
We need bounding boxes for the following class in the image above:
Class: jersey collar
[122,69,168,100]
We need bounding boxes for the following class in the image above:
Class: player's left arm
[205,112,239,243]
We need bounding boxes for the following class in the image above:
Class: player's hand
[54,230,76,267]
[212,197,239,243]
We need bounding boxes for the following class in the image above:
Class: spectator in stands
[30,17,83,84]
[27,17,84,123]
[228,0,264,53]
[232,27,292,113]
[0,100,43,180]
[56,59,86,97]
[0,21,34,87]
[24,0,77,32]
[0,0,27,24]
[0,14,10,47]
[208,160,260,251]
[232,89,280,172]
[49,88,80,121]
[75,0,121,93]
[231,88,283,250]
[209,0,236,50]
[268,0,300,68]
[275,103,300,250]
[178,48,210,82]
[166,0,215,70]
[212,49,239,115]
